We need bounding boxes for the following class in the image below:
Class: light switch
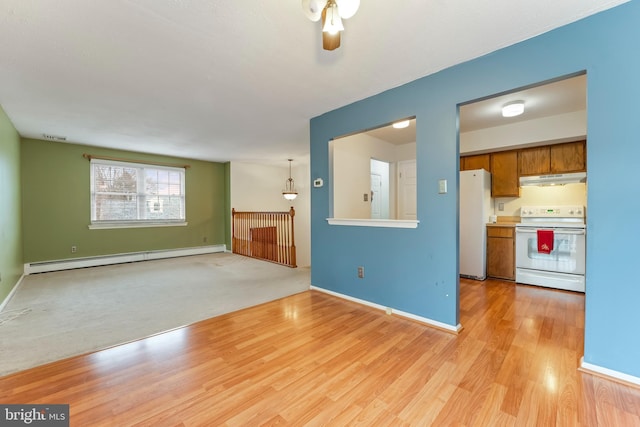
[438,179,447,194]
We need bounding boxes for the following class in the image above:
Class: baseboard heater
[24,244,227,275]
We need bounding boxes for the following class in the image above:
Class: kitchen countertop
[486,222,518,227]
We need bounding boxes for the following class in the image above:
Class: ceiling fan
[302,0,360,51]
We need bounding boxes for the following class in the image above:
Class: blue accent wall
[310,1,640,377]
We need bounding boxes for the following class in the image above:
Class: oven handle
[516,228,585,235]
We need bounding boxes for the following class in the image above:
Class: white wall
[331,134,415,219]
[460,110,586,154]
[494,183,587,217]
[230,161,310,267]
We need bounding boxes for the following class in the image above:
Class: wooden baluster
[285,212,290,266]
[232,209,236,255]
[290,207,296,268]
[278,213,284,264]
[229,209,296,267]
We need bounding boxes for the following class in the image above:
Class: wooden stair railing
[231,207,297,268]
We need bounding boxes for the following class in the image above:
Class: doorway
[370,159,390,219]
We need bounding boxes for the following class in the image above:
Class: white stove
[519,205,585,228]
[515,205,586,292]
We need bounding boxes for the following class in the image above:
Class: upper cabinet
[491,151,520,197]
[519,146,550,176]
[518,141,586,176]
[550,141,586,173]
[462,140,586,198]
[461,154,491,172]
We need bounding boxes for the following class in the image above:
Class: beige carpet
[0,253,310,377]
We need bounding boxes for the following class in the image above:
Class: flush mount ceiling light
[282,159,298,201]
[302,0,360,51]
[502,101,525,117]
[392,120,411,129]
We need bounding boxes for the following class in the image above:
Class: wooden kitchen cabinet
[487,226,515,280]
[519,146,550,176]
[490,151,519,197]
[518,141,586,176]
[461,154,491,172]
[550,140,586,173]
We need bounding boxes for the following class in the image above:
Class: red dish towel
[537,230,554,254]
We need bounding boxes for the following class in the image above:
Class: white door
[398,160,417,220]
[370,173,382,219]
[370,159,390,219]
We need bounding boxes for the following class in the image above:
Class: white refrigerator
[460,169,492,280]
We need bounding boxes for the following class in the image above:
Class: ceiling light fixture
[392,120,410,129]
[502,101,525,117]
[322,2,344,34]
[282,159,298,201]
[302,0,360,51]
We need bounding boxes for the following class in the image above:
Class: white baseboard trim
[24,245,227,275]
[0,274,26,312]
[310,285,462,334]
[580,357,640,388]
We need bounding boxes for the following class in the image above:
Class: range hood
[519,172,587,187]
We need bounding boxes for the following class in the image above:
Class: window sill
[326,218,419,228]
[88,221,188,230]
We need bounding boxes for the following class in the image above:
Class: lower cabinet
[487,226,515,280]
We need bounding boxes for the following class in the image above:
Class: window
[90,159,186,228]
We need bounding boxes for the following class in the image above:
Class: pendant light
[302,0,360,50]
[282,159,298,201]
[322,1,344,34]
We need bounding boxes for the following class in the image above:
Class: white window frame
[89,159,187,229]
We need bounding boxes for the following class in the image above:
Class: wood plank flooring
[2,278,640,426]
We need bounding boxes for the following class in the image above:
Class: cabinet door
[519,146,550,176]
[462,154,491,172]
[491,151,519,197]
[487,235,515,280]
[550,141,586,173]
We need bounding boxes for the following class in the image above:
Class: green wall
[0,105,23,303]
[21,138,228,263]
[224,161,231,250]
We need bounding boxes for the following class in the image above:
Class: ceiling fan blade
[302,0,327,22]
[321,7,341,51]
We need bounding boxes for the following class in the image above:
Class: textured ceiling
[0,1,628,163]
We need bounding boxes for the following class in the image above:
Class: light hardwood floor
[2,278,640,426]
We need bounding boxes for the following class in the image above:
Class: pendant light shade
[282,159,298,201]
[322,2,344,34]
[302,0,359,50]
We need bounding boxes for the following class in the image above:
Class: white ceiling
[0,1,626,164]
[459,73,587,133]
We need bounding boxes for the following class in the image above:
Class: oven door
[515,226,586,274]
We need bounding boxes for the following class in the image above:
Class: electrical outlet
[357,266,364,278]
[203,236,208,243]
[71,245,77,253]
[498,202,505,211]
